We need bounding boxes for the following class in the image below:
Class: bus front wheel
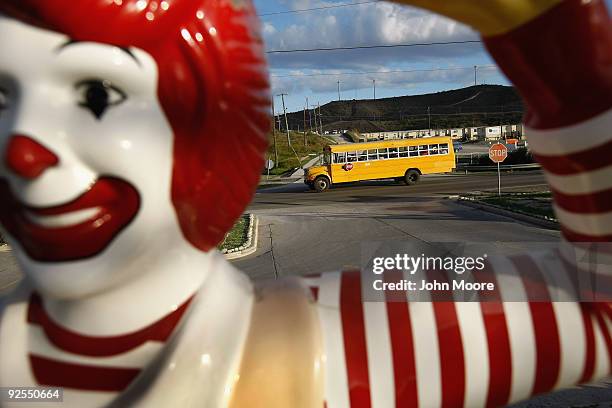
[314,176,330,192]
[404,170,420,186]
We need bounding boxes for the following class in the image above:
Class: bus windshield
[323,151,331,165]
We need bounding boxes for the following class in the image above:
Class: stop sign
[489,143,508,163]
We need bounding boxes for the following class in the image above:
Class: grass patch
[478,192,555,219]
[266,131,330,175]
[219,215,250,251]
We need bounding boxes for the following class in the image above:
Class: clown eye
[75,80,126,119]
[0,87,7,111]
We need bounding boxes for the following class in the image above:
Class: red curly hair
[0,0,271,251]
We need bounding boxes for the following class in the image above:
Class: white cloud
[263,22,277,35]
[263,1,479,70]
[256,0,510,107]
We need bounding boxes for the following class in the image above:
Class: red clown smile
[0,177,140,262]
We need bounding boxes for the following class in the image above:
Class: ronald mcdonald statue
[0,0,611,406]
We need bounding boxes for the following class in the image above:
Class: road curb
[453,196,559,230]
[223,214,259,260]
[0,221,262,259]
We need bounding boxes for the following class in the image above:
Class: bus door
[331,152,351,183]
[346,150,369,182]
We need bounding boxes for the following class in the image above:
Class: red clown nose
[5,135,59,179]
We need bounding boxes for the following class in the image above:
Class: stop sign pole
[489,143,508,196]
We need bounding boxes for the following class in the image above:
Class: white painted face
[0,17,183,299]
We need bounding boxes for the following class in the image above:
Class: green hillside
[278,85,523,133]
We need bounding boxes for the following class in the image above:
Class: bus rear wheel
[404,170,420,186]
[314,176,330,192]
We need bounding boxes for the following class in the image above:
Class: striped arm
[482,0,612,130]
[482,0,612,241]
[303,267,612,408]
[526,110,612,242]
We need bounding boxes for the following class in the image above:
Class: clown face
[0,16,190,299]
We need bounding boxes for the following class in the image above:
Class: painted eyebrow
[56,40,141,67]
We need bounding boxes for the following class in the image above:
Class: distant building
[502,124,524,139]
[353,124,523,143]
[465,127,485,141]
[448,128,463,140]
[485,126,502,140]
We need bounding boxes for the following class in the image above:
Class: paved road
[251,172,547,209]
[328,133,352,144]
[235,172,554,280]
[0,248,19,296]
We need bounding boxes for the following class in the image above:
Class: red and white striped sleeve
[483,0,612,242]
[306,265,612,408]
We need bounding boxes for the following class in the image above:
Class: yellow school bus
[304,136,455,192]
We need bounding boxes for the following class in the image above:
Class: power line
[270,65,498,78]
[266,39,482,54]
[258,0,380,17]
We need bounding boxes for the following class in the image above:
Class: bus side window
[418,145,429,156]
[334,152,346,163]
[378,148,389,159]
[398,147,408,157]
[409,146,418,157]
[429,144,439,155]
[368,149,378,160]
[389,147,399,158]
[357,150,368,161]
[439,143,449,154]
[347,152,357,162]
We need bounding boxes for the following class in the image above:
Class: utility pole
[303,105,307,146]
[271,97,276,132]
[500,106,505,141]
[278,93,291,146]
[474,65,477,86]
[312,103,318,134]
[306,97,312,130]
[318,102,323,135]
[373,79,376,100]
[278,93,302,168]
[428,106,431,136]
[271,96,278,165]
[337,81,341,101]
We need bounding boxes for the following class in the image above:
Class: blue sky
[254,0,612,114]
